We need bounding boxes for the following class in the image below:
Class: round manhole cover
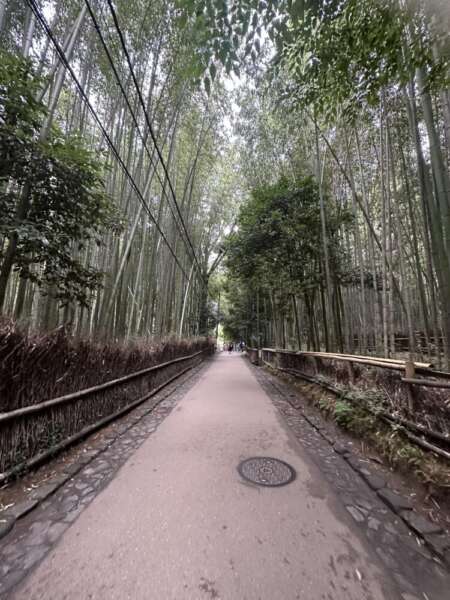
[237,457,296,487]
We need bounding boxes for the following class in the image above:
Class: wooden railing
[0,346,214,480]
[260,348,449,382]
[246,347,259,365]
[254,347,449,460]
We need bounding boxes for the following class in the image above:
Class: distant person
[228,342,233,354]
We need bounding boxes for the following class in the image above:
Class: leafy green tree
[0,51,115,308]
[225,176,350,346]
[227,176,346,292]
[221,275,255,342]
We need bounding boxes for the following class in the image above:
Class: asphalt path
[13,353,400,599]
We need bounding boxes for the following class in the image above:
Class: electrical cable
[26,0,191,282]
[83,0,199,280]
[105,0,205,284]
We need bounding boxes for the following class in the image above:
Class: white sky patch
[221,74,241,142]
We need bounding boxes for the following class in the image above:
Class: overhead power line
[83,0,202,285]
[26,0,191,282]
[105,0,205,283]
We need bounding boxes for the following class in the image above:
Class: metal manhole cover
[237,457,296,487]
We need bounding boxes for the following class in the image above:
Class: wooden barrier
[260,348,449,386]
[0,346,213,477]
[257,348,450,460]
[246,347,260,365]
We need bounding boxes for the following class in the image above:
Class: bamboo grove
[0,0,236,340]
[1,1,450,368]
[216,0,450,368]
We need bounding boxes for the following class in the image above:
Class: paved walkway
[14,353,401,599]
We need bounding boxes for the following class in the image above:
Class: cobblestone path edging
[0,359,212,597]
[248,359,450,600]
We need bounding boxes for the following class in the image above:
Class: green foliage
[222,175,350,341]
[0,52,46,178]
[175,0,293,78]
[332,399,355,427]
[0,51,116,307]
[221,277,255,341]
[282,0,449,122]
[324,392,379,435]
[179,1,448,119]
[394,439,423,469]
[226,175,348,293]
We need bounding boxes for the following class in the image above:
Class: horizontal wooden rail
[300,351,432,369]
[0,359,202,484]
[418,368,450,380]
[402,378,450,389]
[260,348,436,372]
[0,350,205,424]
[270,364,450,461]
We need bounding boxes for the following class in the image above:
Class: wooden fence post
[405,361,416,412]
[347,361,356,385]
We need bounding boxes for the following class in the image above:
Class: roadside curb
[0,442,109,542]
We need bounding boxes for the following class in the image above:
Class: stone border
[254,361,450,567]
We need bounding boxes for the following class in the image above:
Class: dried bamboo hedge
[0,320,214,473]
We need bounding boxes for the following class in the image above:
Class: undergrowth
[295,379,450,491]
